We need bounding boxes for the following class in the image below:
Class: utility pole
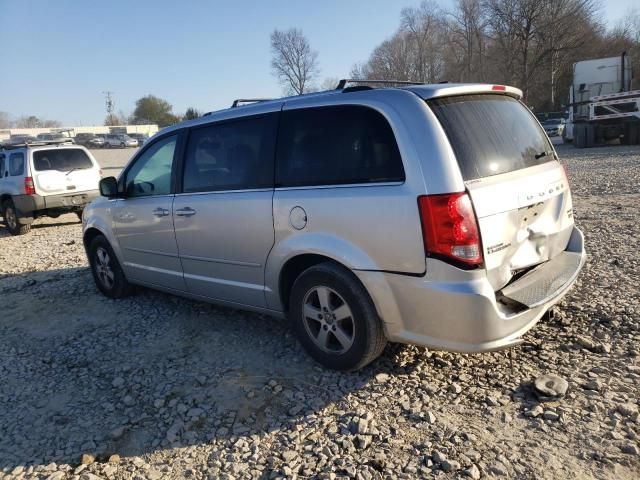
[103,91,115,125]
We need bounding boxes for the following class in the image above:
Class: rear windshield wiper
[65,167,88,175]
[534,151,549,160]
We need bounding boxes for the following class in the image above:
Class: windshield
[33,149,93,172]
[429,94,553,180]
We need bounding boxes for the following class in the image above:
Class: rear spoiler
[407,84,523,101]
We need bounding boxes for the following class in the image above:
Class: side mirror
[99,176,119,198]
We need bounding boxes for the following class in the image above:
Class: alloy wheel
[302,286,355,354]
[95,247,115,289]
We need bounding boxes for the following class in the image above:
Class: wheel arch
[83,226,104,253]
[278,253,344,313]
[266,232,382,312]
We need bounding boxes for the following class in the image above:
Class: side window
[9,153,25,176]
[182,115,275,193]
[125,134,177,197]
[0,155,5,178]
[276,106,404,187]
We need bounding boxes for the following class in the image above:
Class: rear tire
[2,200,31,236]
[89,235,133,298]
[289,262,386,371]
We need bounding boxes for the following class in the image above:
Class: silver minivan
[82,82,586,370]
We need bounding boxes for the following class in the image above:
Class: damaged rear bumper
[355,226,586,353]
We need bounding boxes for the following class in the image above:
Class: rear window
[429,95,553,180]
[276,105,404,187]
[33,149,93,172]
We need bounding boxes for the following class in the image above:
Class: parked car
[128,133,148,146]
[75,133,105,149]
[541,118,565,137]
[104,134,138,148]
[1,142,101,235]
[83,82,586,371]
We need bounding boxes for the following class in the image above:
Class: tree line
[4,2,638,130]
[0,99,200,130]
[0,112,62,129]
[272,0,640,113]
[105,96,200,127]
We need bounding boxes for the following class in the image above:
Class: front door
[113,133,186,291]
[173,113,278,307]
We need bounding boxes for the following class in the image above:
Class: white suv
[0,140,102,235]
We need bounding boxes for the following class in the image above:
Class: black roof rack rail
[336,79,425,89]
[231,98,273,108]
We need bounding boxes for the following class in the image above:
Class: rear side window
[33,149,93,172]
[9,153,24,176]
[276,105,404,187]
[429,95,553,180]
[182,114,276,193]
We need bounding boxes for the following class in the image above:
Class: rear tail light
[418,192,483,267]
[24,176,36,195]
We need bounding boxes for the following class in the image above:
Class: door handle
[152,207,170,217]
[175,207,196,217]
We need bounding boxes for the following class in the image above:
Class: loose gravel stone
[534,374,569,398]
[465,464,481,479]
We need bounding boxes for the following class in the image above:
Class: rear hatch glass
[428,94,574,291]
[429,94,552,180]
[33,149,93,172]
[32,148,98,194]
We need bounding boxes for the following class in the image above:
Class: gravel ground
[0,144,639,480]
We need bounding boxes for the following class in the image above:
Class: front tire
[2,200,31,235]
[289,262,386,371]
[89,235,133,298]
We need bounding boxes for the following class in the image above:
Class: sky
[0,0,634,126]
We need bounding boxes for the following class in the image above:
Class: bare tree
[355,32,415,82]
[449,0,487,81]
[270,28,319,95]
[42,119,62,128]
[0,111,10,129]
[401,1,449,82]
[483,0,598,102]
[15,116,42,128]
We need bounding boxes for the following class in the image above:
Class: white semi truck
[564,52,640,147]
